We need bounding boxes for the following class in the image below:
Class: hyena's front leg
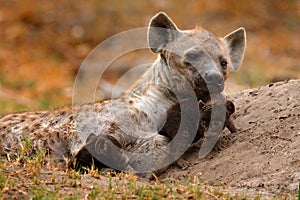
[127,134,171,178]
[71,133,130,171]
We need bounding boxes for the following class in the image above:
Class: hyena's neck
[122,56,187,122]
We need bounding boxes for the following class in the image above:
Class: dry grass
[0,149,253,199]
[0,138,297,199]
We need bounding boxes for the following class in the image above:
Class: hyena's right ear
[148,12,179,53]
[223,28,246,71]
[198,100,205,110]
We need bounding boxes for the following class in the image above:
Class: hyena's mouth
[208,84,224,94]
[195,73,224,94]
[193,77,224,100]
[194,73,206,87]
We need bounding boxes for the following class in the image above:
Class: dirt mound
[162,79,300,197]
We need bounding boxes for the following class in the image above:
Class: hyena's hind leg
[69,133,172,177]
[69,133,130,171]
[47,132,73,169]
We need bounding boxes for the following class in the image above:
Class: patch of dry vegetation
[0,137,297,199]
[0,138,247,199]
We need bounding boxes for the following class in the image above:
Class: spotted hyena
[0,12,246,175]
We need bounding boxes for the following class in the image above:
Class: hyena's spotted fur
[0,12,246,175]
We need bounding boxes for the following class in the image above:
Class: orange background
[0,1,299,114]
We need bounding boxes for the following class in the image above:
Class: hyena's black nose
[204,70,224,91]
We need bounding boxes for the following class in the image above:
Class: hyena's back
[0,107,81,157]
[0,99,135,158]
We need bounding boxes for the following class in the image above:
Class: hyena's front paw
[175,157,191,170]
[72,134,129,171]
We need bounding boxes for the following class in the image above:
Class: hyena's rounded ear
[226,100,235,115]
[223,28,246,71]
[198,100,205,110]
[148,12,179,53]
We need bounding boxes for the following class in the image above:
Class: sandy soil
[162,79,300,198]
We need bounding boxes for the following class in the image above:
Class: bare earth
[163,79,300,197]
[1,80,299,199]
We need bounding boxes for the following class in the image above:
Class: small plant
[108,176,112,190]
[16,137,32,163]
[31,187,60,199]
[254,192,262,200]
[31,187,46,200]
[32,176,41,185]
[0,174,6,190]
[87,187,101,200]
[298,179,299,200]
[68,169,81,180]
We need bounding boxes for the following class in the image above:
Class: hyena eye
[183,60,192,67]
[220,60,228,69]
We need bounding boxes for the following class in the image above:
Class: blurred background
[0,0,299,115]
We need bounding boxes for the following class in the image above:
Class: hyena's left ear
[223,28,246,71]
[148,12,179,53]
[226,100,235,115]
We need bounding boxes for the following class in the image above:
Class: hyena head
[148,12,246,95]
